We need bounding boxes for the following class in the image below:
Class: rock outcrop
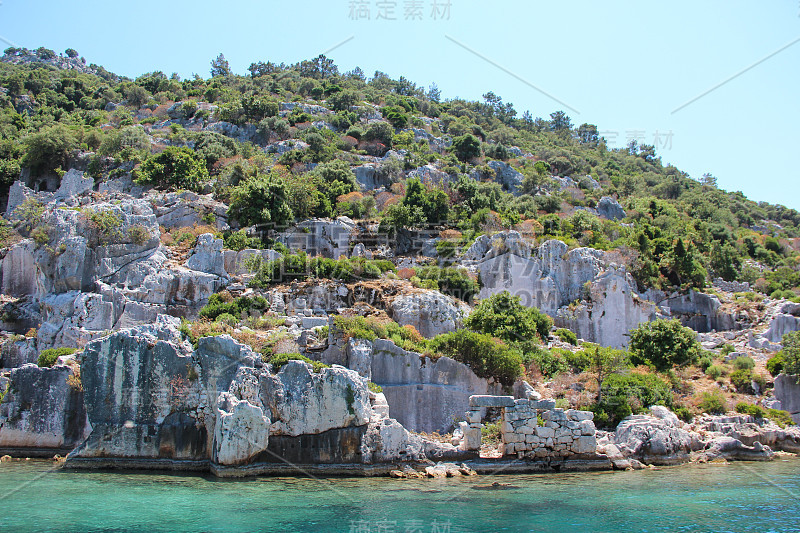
[389,290,468,338]
[774,374,800,424]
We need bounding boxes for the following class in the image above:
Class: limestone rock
[277,218,354,259]
[614,414,695,464]
[186,233,228,278]
[54,169,93,200]
[596,196,626,220]
[389,290,468,338]
[0,364,88,450]
[214,393,270,466]
[774,374,800,424]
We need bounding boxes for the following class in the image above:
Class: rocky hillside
[0,47,799,472]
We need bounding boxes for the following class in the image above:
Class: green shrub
[778,331,800,377]
[134,147,209,192]
[673,405,693,423]
[730,369,766,394]
[368,382,383,394]
[199,293,269,321]
[705,364,725,380]
[267,352,329,373]
[37,347,77,368]
[698,390,727,415]
[591,372,673,429]
[22,124,79,175]
[127,225,150,246]
[562,348,592,373]
[481,420,501,445]
[228,172,294,229]
[766,409,795,428]
[250,253,394,287]
[732,356,755,370]
[465,291,552,345]
[735,402,766,419]
[555,328,577,345]
[214,313,238,326]
[766,352,784,377]
[696,352,714,372]
[223,229,263,252]
[522,346,568,378]
[629,319,701,371]
[429,330,523,386]
[86,209,123,245]
[414,266,479,303]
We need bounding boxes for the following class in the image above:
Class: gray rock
[614,414,695,464]
[774,374,800,424]
[277,218,354,259]
[0,364,88,451]
[54,169,93,200]
[596,196,626,220]
[186,233,228,278]
[214,394,270,466]
[764,314,800,343]
[469,395,516,408]
[390,290,468,338]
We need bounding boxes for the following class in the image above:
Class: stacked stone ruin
[462,395,597,458]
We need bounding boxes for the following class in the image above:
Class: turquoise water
[1,460,799,532]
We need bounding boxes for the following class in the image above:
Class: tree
[428,330,523,386]
[22,125,79,175]
[228,172,293,229]
[210,54,231,77]
[451,134,481,162]
[710,241,742,282]
[327,90,358,112]
[465,291,552,345]
[629,319,701,371]
[134,147,209,192]
[576,123,599,146]
[586,345,629,402]
[700,173,718,188]
[780,331,800,378]
[64,48,79,59]
[549,111,572,132]
[364,121,394,148]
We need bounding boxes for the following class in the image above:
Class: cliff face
[65,315,444,472]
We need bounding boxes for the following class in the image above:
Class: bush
[22,125,79,175]
[134,147,210,192]
[127,225,151,246]
[732,356,755,370]
[735,402,766,419]
[779,331,800,377]
[37,347,77,368]
[730,368,766,395]
[696,352,714,372]
[555,328,577,345]
[199,293,269,321]
[591,372,673,429]
[698,390,727,415]
[228,172,293,229]
[629,319,701,371]
[767,352,784,377]
[250,253,394,287]
[214,313,238,326]
[413,266,479,303]
[451,134,481,162]
[705,364,725,380]
[267,352,329,373]
[673,405,694,423]
[465,291,552,346]
[522,346,568,378]
[429,330,523,386]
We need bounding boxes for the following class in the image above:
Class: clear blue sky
[2,1,799,209]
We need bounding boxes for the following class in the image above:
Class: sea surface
[1,459,799,532]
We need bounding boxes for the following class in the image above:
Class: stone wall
[462,395,597,459]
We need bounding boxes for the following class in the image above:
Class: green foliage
[429,329,523,386]
[86,209,123,245]
[481,420,502,445]
[591,372,673,429]
[22,125,79,175]
[465,291,552,345]
[766,352,784,377]
[522,346,568,378]
[730,368,765,394]
[413,266,478,303]
[451,133,481,162]
[554,328,577,345]
[249,253,395,287]
[228,171,294,229]
[629,319,701,371]
[223,229,263,251]
[732,356,755,370]
[267,352,329,373]
[705,364,724,380]
[367,382,383,394]
[134,147,210,192]
[37,347,77,368]
[696,352,714,372]
[199,293,269,321]
[673,405,693,423]
[780,331,800,377]
[699,390,727,415]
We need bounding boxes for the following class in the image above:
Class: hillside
[1,45,800,454]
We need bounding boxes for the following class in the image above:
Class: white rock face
[186,233,228,278]
[1,240,38,297]
[265,361,372,437]
[764,314,800,343]
[389,290,468,338]
[774,374,800,424]
[54,169,93,200]
[361,418,425,463]
[214,394,270,466]
[596,196,626,220]
[614,414,696,464]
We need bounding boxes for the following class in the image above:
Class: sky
[1,0,798,209]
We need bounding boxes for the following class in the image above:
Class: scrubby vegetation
[37,347,77,367]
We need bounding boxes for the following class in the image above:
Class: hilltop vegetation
[0,44,799,302]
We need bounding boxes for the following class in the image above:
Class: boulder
[277,218,354,259]
[361,418,425,464]
[697,436,773,462]
[0,364,88,451]
[774,374,800,424]
[596,196,626,221]
[214,394,270,466]
[186,233,228,278]
[54,169,93,200]
[764,314,800,343]
[614,414,696,464]
[389,290,468,338]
